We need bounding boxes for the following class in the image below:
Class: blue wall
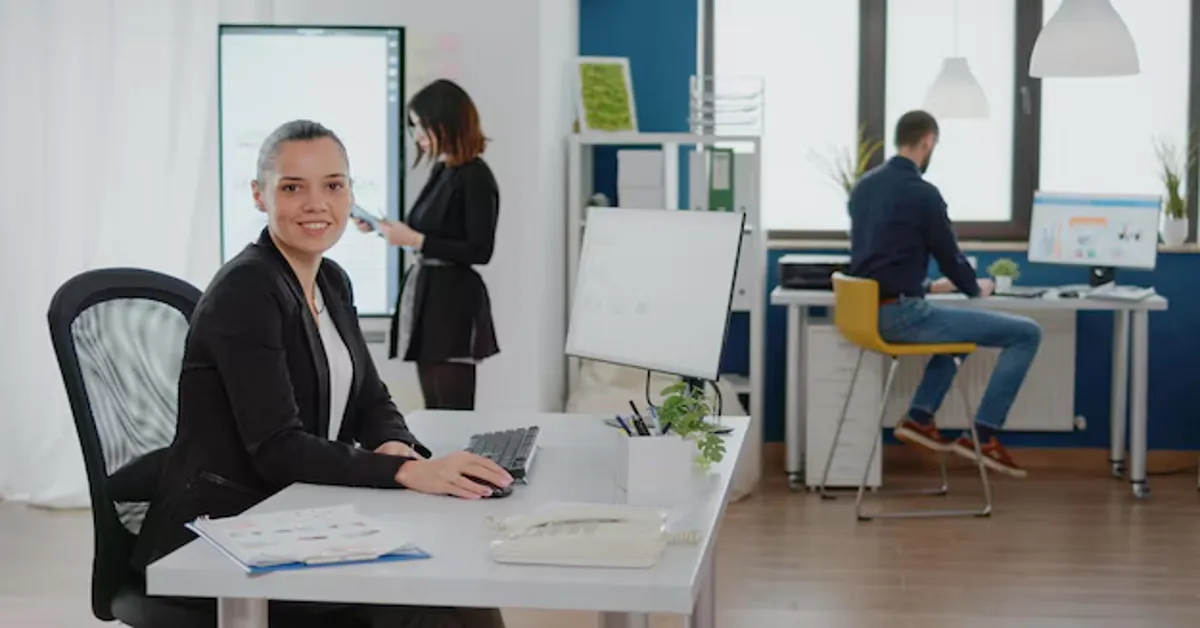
[580,0,695,134]
[579,0,696,205]
[748,250,1200,451]
[579,0,1200,451]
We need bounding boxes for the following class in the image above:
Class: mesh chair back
[47,268,200,621]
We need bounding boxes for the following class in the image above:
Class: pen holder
[615,432,696,506]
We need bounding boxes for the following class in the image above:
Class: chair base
[859,507,992,521]
[818,352,994,521]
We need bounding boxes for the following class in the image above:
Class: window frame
[705,0,1200,244]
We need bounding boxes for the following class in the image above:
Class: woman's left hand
[378,219,424,249]
[374,440,426,459]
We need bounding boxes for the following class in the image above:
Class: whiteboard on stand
[566,207,745,381]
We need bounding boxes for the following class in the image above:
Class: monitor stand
[681,377,708,395]
[1089,266,1116,287]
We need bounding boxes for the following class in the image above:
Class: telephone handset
[486,504,700,569]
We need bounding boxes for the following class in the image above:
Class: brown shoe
[893,418,953,452]
[953,435,1027,478]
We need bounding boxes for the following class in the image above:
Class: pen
[652,406,671,434]
[647,410,661,434]
[628,401,651,436]
[613,414,633,436]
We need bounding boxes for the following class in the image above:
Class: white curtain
[0,0,226,506]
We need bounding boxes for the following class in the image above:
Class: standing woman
[364,79,499,411]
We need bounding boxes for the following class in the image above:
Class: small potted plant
[654,380,726,471]
[987,258,1020,292]
[1154,133,1196,246]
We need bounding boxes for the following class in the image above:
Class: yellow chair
[819,273,992,520]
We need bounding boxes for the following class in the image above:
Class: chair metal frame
[818,273,993,521]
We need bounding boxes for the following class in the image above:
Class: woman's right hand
[352,217,373,233]
[395,451,512,499]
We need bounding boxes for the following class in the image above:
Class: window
[713,1,860,232]
[1039,0,1192,199]
[885,0,1017,223]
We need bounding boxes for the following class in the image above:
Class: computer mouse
[466,475,512,499]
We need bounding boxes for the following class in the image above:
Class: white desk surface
[770,287,1169,312]
[147,411,749,615]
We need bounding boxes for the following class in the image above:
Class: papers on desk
[186,504,430,575]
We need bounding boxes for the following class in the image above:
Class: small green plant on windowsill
[655,381,726,471]
[1154,132,1196,222]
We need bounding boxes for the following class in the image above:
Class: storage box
[614,432,696,506]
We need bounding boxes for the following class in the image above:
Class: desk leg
[686,551,716,628]
[218,598,267,628]
[598,612,649,628]
[786,305,807,490]
[1129,311,1150,499]
[1109,311,1130,478]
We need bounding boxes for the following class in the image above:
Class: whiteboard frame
[564,207,746,381]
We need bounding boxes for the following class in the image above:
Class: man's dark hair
[893,110,939,148]
[256,119,349,182]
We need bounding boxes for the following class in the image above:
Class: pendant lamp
[1030,0,1139,77]
[922,0,988,119]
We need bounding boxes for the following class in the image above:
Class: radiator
[882,311,1077,432]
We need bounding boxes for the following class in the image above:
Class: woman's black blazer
[131,228,432,570]
[388,157,500,362]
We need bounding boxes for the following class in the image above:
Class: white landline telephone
[486,504,700,569]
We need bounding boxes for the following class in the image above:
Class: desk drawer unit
[804,325,884,489]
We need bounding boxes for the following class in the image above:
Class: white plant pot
[994,276,1013,292]
[1162,216,1188,247]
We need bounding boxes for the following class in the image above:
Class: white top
[146,412,750,615]
[314,287,354,441]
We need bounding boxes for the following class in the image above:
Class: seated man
[847,110,1042,478]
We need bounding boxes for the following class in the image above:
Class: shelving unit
[565,132,764,432]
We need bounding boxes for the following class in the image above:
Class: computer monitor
[1028,192,1162,285]
[565,207,745,386]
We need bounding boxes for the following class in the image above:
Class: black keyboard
[464,426,540,481]
[995,286,1046,298]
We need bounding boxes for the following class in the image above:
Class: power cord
[642,370,723,417]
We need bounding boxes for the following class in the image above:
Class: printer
[779,254,850,290]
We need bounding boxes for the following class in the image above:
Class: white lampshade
[923,57,989,119]
[1030,0,1139,77]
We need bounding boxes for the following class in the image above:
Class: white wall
[215,0,574,413]
[535,0,579,410]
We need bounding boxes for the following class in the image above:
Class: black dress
[388,158,500,364]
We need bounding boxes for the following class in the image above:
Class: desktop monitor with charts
[1028,192,1161,290]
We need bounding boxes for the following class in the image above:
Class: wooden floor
[4,466,1200,627]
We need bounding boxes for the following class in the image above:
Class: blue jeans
[877,297,1042,430]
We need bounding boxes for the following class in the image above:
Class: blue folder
[185,521,431,576]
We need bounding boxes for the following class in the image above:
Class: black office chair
[47,268,203,626]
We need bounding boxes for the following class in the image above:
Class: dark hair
[893,110,939,148]
[408,79,487,166]
[256,119,348,182]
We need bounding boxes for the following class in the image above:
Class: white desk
[769,288,1168,499]
[147,411,749,628]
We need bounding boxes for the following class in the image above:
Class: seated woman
[131,119,510,628]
